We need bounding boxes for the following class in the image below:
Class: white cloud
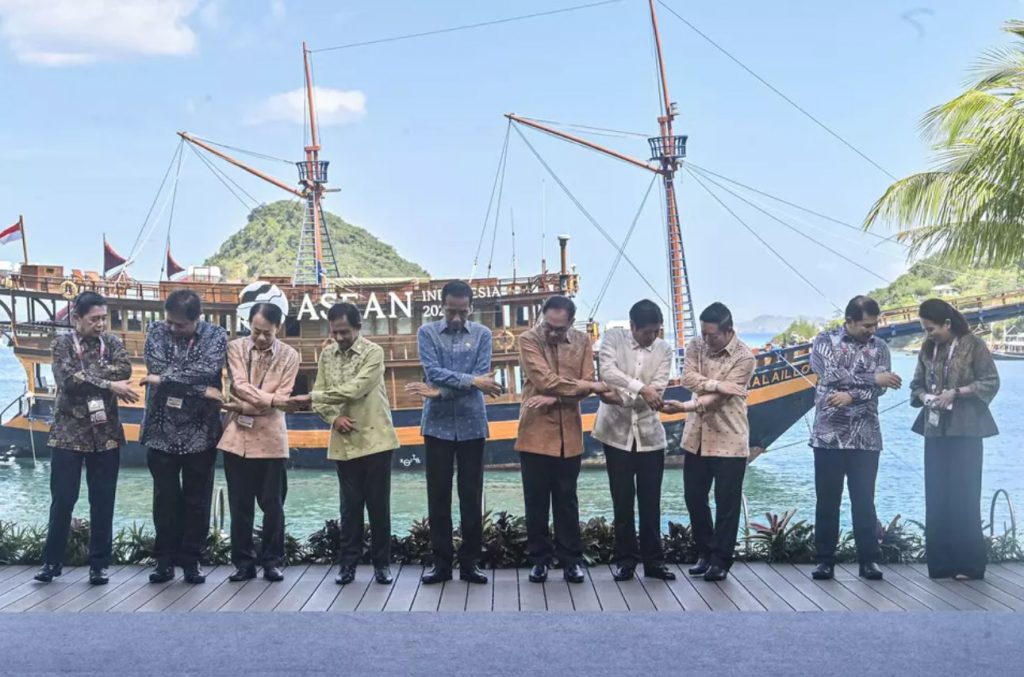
[0,0,199,66]
[246,86,366,127]
[269,0,285,20]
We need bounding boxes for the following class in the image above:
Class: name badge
[236,415,255,429]
[166,397,184,410]
[88,398,107,425]
[927,409,940,428]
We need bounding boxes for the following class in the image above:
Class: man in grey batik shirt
[809,295,902,582]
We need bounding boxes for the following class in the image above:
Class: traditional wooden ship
[32,1,1024,469]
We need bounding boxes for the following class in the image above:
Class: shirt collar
[440,320,470,335]
[706,333,739,356]
[248,336,280,357]
[332,335,365,356]
[628,332,654,352]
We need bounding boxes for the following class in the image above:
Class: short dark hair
[845,295,881,322]
[629,299,663,328]
[699,302,733,332]
[165,289,201,321]
[919,298,970,337]
[441,280,473,304]
[542,295,576,321]
[327,302,362,328]
[249,302,283,326]
[72,291,107,318]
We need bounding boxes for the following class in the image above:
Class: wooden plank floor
[1,564,1021,612]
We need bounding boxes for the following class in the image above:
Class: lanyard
[173,336,195,360]
[247,344,275,390]
[71,332,106,371]
[927,337,958,394]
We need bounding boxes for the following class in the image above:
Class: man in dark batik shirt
[141,289,227,585]
[809,296,902,582]
[36,292,138,586]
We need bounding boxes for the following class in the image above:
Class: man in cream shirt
[593,300,676,582]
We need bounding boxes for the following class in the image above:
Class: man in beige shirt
[219,303,299,583]
[592,300,675,582]
[663,302,755,582]
[514,295,611,585]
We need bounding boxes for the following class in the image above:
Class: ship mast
[506,0,695,367]
[178,41,340,289]
[647,0,695,365]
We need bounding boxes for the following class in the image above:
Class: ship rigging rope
[310,0,623,53]
[656,0,897,182]
[486,127,513,278]
[188,143,261,210]
[682,162,968,280]
[512,123,671,308]
[683,165,841,312]
[471,123,512,281]
[524,117,648,139]
[126,141,183,262]
[191,136,293,165]
[127,143,191,267]
[160,143,186,281]
[590,174,658,316]
[686,165,892,284]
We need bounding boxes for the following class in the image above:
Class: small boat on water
[991,334,1024,360]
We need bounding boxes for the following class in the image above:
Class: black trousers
[43,447,120,569]
[147,447,217,568]
[604,444,666,569]
[814,448,882,565]
[925,437,986,579]
[336,450,392,569]
[520,451,583,567]
[223,452,287,569]
[683,450,746,569]
[424,436,485,570]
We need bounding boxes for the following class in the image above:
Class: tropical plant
[747,510,816,563]
[113,522,155,564]
[662,521,699,564]
[480,511,528,569]
[864,20,1024,266]
[580,517,616,565]
[305,519,341,564]
[877,516,925,564]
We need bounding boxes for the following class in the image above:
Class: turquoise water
[0,339,1021,537]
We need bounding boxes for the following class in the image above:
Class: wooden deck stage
[1,562,1023,613]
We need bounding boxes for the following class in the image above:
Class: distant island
[736,314,828,335]
[205,200,429,281]
[770,255,1024,345]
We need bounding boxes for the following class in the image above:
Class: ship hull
[0,353,815,469]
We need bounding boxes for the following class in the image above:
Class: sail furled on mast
[103,236,128,277]
[166,246,186,279]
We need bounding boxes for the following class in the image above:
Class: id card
[236,415,255,429]
[166,397,184,410]
[88,398,107,425]
[927,409,940,428]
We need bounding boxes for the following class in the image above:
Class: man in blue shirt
[406,280,502,585]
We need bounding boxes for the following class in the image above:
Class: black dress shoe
[148,565,175,584]
[859,562,883,581]
[688,558,710,577]
[459,565,488,585]
[421,566,453,585]
[528,564,548,583]
[34,563,63,583]
[564,563,586,584]
[612,564,635,582]
[374,566,393,585]
[229,566,257,582]
[644,564,677,581]
[335,566,356,585]
[183,565,206,585]
[88,567,109,585]
[812,563,835,580]
[703,565,728,582]
[263,566,284,582]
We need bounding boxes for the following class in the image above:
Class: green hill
[205,201,429,281]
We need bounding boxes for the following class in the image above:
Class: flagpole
[18,215,27,265]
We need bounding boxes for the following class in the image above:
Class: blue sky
[1,0,1020,328]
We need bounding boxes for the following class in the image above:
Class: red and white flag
[0,221,22,245]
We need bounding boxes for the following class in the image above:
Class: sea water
[0,337,1021,536]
